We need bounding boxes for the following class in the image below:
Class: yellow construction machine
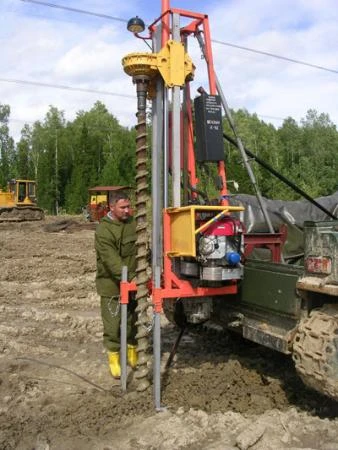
[86,185,131,222]
[0,179,44,222]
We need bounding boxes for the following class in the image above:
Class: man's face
[110,198,131,222]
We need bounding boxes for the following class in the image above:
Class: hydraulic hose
[223,132,337,220]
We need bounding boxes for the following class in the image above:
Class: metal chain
[138,308,154,334]
[107,296,120,317]
[144,313,155,333]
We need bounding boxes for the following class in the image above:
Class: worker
[95,190,138,378]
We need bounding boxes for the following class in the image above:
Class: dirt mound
[43,218,97,232]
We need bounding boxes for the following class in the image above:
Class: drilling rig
[120,1,338,408]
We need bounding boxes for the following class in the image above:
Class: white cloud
[54,27,144,82]
[1,1,146,139]
[2,0,338,142]
[207,0,338,126]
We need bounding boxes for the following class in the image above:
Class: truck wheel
[292,305,338,401]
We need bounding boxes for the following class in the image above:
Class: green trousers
[100,296,137,352]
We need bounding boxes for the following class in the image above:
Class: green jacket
[95,215,136,296]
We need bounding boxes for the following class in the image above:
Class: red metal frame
[244,225,288,263]
[184,84,199,194]
[123,3,287,317]
[142,5,236,311]
[152,7,228,206]
[120,280,137,305]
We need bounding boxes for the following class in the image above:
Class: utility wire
[20,0,127,23]
[0,77,134,98]
[212,40,338,75]
[258,114,285,121]
[0,77,286,123]
[19,0,338,76]
[7,118,131,134]
[7,113,285,127]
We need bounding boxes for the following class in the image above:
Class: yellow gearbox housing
[122,52,159,79]
[122,40,195,88]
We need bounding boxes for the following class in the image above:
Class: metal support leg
[171,13,181,208]
[153,310,162,410]
[120,266,128,391]
[153,266,164,411]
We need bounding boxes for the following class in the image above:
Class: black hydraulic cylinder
[223,132,337,220]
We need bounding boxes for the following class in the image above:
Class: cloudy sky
[2,0,338,142]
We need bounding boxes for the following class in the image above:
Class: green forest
[0,101,337,214]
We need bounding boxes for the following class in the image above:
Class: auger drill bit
[133,75,151,391]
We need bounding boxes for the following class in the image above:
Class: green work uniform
[95,214,137,352]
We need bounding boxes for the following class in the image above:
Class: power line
[0,77,134,98]
[7,117,131,134]
[7,115,286,128]
[20,0,127,23]
[8,118,35,124]
[212,40,338,75]
[257,114,285,121]
[19,0,338,76]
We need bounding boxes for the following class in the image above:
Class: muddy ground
[0,217,337,450]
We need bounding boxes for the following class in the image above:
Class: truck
[0,179,44,222]
[163,203,338,401]
[120,0,338,406]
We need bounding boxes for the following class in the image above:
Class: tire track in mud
[160,326,338,417]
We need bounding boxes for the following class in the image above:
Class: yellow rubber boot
[127,345,138,369]
[108,352,121,378]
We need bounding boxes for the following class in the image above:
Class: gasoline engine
[172,216,244,325]
[179,216,244,281]
[199,217,243,280]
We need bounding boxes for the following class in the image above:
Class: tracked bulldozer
[0,179,44,222]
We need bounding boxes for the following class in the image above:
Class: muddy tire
[292,305,338,401]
